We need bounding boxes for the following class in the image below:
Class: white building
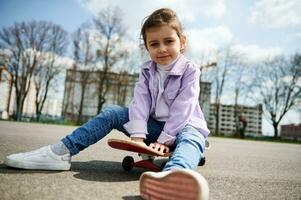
[0,69,62,119]
[199,82,211,123]
[62,69,138,121]
[209,104,262,136]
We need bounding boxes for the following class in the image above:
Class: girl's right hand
[131,137,146,145]
[149,142,170,154]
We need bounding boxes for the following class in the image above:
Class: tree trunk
[97,71,109,113]
[36,111,41,122]
[76,82,87,125]
[62,68,76,118]
[15,94,22,121]
[234,88,240,137]
[214,103,220,136]
[6,76,13,117]
[273,121,279,138]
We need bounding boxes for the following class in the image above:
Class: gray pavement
[0,121,300,200]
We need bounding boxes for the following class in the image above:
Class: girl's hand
[149,142,170,154]
[131,137,146,146]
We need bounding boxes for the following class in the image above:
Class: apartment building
[280,124,301,140]
[209,104,262,136]
[199,82,211,122]
[62,69,138,121]
[0,69,62,119]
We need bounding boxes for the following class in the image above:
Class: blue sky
[0,0,91,33]
[1,0,300,134]
[1,0,300,60]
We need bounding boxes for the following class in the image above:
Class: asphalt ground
[0,121,300,200]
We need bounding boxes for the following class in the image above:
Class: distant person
[5,8,209,200]
[239,115,247,139]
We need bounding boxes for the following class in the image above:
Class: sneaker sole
[4,158,71,171]
[140,170,209,200]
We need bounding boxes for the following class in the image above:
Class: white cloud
[249,0,301,28]
[171,0,226,21]
[186,25,233,63]
[54,56,74,69]
[231,44,283,64]
[78,0,226,31]
[78,0,228,64]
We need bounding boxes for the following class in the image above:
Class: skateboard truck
[108,138,206,172]
[122,154,163,172]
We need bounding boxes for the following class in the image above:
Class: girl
[5,8,209,200]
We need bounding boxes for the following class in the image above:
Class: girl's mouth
[158,55,170,59]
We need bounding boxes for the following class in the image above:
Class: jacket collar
[141,54,187,76]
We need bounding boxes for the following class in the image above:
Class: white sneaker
[140,169,209,200]
[4,145,71,170]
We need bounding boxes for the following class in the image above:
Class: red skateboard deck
[108,138,171,172]
[108,138,171,157]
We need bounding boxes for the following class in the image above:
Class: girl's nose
[158,45,167,53]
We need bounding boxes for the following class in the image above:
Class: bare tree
[111,47,145,106]
[93,6,128,113]
[35,25,67,122]
[229,59,253,138]
[62,64,77,121]
[233,64,247,138]
[0,21,67,120]
[72,27,96,125]
[251,54,301,138]
[209,47,239,135]
[0,50,10,85]
[114,71,129,105]
[195,50,217,82]
[199,62,217,82]
[62,25,97,125]
[33,24,68,121]
[0,50,12,118]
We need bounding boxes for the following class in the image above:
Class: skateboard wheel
[198,157,206,166]
[122,156,134,171]
[205,140,211,149]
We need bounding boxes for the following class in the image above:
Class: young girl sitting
[5,8,210,200]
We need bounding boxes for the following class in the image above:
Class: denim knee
[99,105,129,130]
[176,126,206,153]
[102,105,128,114]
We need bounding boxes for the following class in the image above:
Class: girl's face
[145,25,184,65]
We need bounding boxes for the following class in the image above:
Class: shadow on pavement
[0,160,143,182]
[71,160,142,182]
[122,195,143,200]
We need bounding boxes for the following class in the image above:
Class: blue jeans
[62,105,206,171]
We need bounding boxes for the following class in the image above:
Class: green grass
[0,118,77,126]
[210,134,301,144]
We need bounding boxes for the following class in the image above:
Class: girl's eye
[150,43,159,47]
[166,40,174,44]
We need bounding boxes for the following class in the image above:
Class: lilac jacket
[123,55,210,145]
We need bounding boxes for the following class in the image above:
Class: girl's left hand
[149,142,170,154]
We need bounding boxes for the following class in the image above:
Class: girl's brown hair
[140,8,186,52]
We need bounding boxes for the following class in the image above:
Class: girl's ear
[180,36,186,53]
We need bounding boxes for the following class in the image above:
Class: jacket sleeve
[123,69,151,138]
[157,64,200,145]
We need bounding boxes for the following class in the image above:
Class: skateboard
[108,138,171,172]
[108,138,207,172]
